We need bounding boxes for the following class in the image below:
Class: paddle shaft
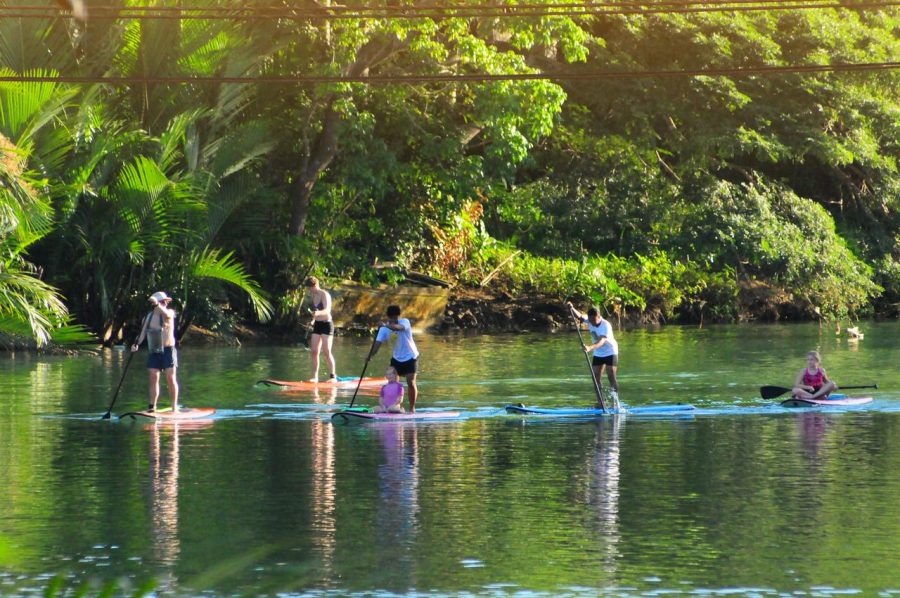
[761,383,877,399]
[348,333,380,409]
[569,307,606,412]
[302,315,315,348]
[102,345,137,419]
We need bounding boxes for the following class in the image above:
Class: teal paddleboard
[505,404,694,416]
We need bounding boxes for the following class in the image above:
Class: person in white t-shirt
[369,305,420,411]
[566,302,619,406]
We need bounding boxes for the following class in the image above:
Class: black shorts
[147,346,178,370]
[311,320,334,336]
[592,354,618,367]
[390,357,418,376]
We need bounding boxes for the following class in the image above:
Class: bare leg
[309,333,322,381]
[792,387,814,399]
[148,369,161,410]
[324,334,336,378]
[165,367,179,410]
[606,365,619,393]
[407,373,418,412]
[810,381,838,399]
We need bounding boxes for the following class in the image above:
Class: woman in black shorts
[305,277,336,382]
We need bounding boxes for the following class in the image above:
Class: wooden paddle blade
[760,385,792,399]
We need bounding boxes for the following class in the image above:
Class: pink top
[380,381,404,408]
[802,367,826,389]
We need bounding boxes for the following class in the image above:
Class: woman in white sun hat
[131,291,179,412]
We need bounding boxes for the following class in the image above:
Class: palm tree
[2,5,277,343]
[0,125,83,347]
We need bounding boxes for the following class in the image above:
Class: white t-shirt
[585,317,618,358]
[376,318,419,362]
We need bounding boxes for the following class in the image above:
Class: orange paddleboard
[257,377,387,390]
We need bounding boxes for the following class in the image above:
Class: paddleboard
[331,410,461,424]
[257,376,387,390]
[505,404,695,416]
[780,395,873,408]
[119,407,216,420]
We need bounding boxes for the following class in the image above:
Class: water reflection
[375,424,420,569]
[147,421,181,589]
[309,418,337,580]
[798,411,831,462]
[146,420,212,589]
[585,417,622,575]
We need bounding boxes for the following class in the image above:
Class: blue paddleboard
[505,404,695,416]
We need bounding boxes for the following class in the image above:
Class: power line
[2,0,898,19]
[1,61,898,85]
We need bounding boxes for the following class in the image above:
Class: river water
[2,322,899,596]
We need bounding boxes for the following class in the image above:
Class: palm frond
[0,68,75,144]
[0,267,68,346]
[190,246,273,322]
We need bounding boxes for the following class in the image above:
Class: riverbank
[1,284,875,352]
[182,283,871,347]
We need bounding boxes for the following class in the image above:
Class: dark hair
[386,305,401,317]
[304,276,318,288]
[587,307,599,318]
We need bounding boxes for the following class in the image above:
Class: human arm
[584,336,609,353]
[565,301,587,322]
[309,291,332,318]
[131,313,150,351]
[583,320,611,353]
[155,302,176,322]
[368,325,392,361]
[793,368,813,392]
[381,320,406,332]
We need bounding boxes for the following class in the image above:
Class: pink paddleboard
[781,396,873,407]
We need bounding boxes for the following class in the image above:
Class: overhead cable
[1,61,898,85]
[2,0,899,19]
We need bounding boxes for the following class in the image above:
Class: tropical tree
[0,73,91,347]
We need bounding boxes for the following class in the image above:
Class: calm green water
[2,322,900,596]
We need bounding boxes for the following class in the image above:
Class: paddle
[568,306,607,413]
[102,342,138,419]
[301,314,314,349]
[760,383,877,400]
[347,332,380,411]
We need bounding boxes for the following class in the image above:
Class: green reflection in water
[1,322,900,595]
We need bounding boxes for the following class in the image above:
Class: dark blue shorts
[592,354,618,367]
[390,357,417,376]
[147,346,178,370]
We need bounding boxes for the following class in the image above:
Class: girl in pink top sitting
[792,350,838,400]
[375,366,405,413]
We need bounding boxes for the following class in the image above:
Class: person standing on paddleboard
[792,350,838,400]
[566,302,620,407]
[305,276,337,383]
[132,291,179,412]
[369,305,420,412]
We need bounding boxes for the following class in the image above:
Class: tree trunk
[287,34,409,236]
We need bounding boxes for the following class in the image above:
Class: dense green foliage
[1,1,898,343]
